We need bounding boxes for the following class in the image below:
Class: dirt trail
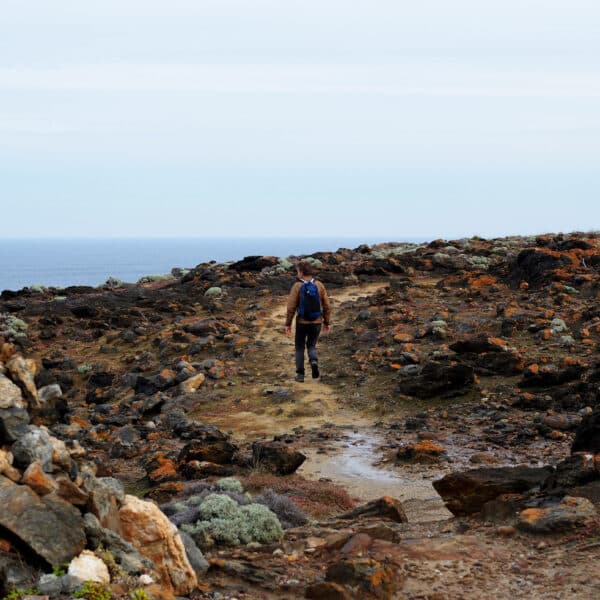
[241,282,449,520]
[255,283,383,418]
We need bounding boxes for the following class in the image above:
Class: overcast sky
[1,0,599,238]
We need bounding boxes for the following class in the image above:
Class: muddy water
[298,429,452,523]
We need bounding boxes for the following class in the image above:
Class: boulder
[179,531,209,579]
[542,454,598,491]
[83,512,154,576]
[572,407,600,454]
[0,475,86,567]
[0,373,26,409]
[0,406,30,443]
[252,441,306,475]
[450,336,512,354]
[119,494,198,595]
[398,361,475,399]
[519,364,584,389]
[183,318,219,337]
[229,255,278,272]
[110,425,142,458]
[518,496,596,533]
[338,497,408,523]
[397,440,446,464]
[22,460,57,495]
[509,248,570,287]
[179,439,237,466]
[433,466,554,516]
[0,449,21,481]
[83,476,125,533]
[6,355,38,405]
[31,383,67,426]
[178,373,206,394]
[11,426,55,472]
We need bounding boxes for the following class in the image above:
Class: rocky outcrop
[433,466,554,516]
[398,360,475,399]
[572,407,600,454]
[0,475,86,567]
[518,496,596,533]
[252,440,306,475]
[119,494,198,595]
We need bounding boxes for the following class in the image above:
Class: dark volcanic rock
[433,466,554,516]
[252,440,306,475]
[338,497,408,523]
[0,475,86,567]
[0,407,30,443]
[71,304,99,318]
[519,364,584,389]
[450,336,511,354]
[450,336,524,375]
[179,439,237,465]
[572,407,600,454]
[229,256,278,272]
[183,318,219,337]
[543,454,598,492]
[398,361,475,399]
[509,248,571,287]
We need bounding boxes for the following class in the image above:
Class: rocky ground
[1,232,600,599]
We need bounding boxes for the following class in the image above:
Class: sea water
[0,237,426,292]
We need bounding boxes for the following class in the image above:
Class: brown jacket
[286,279,331,327]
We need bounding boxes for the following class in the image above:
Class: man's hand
[285,326,292,336]
[323,325,331,334]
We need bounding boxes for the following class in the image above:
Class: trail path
[254,282,383,421]
[250,282,451,521]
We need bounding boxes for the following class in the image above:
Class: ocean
[0,237,427,292]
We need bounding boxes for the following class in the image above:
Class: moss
[216,477,244,493]
[2,589,39,600]
[73,582,112,600]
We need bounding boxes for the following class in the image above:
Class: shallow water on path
[298,429,452,523]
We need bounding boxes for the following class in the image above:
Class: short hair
[296,261,314,276]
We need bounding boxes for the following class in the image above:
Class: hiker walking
[285,261,331,382]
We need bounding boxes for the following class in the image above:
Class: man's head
[296,260,314,279]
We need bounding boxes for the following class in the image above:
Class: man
[285,261,331,382]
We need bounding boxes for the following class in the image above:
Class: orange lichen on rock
[149,458,178,484]
[519,508,544,524]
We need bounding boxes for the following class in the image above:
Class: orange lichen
[520,508,544,523]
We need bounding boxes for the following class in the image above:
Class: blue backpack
[298,279,322,321]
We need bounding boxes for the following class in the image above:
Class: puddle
[298,429,452,523]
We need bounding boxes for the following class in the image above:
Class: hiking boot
[295,373,305,383]
[311,362,320,379]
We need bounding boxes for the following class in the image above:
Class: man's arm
[285,283,301,328]
[320,282,331,328]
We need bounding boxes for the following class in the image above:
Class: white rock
[68,550,110,584]
[138,574,154,586]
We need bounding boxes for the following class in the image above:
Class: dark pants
[295,322,321,375]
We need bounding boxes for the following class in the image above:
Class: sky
[1,0,599,239]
